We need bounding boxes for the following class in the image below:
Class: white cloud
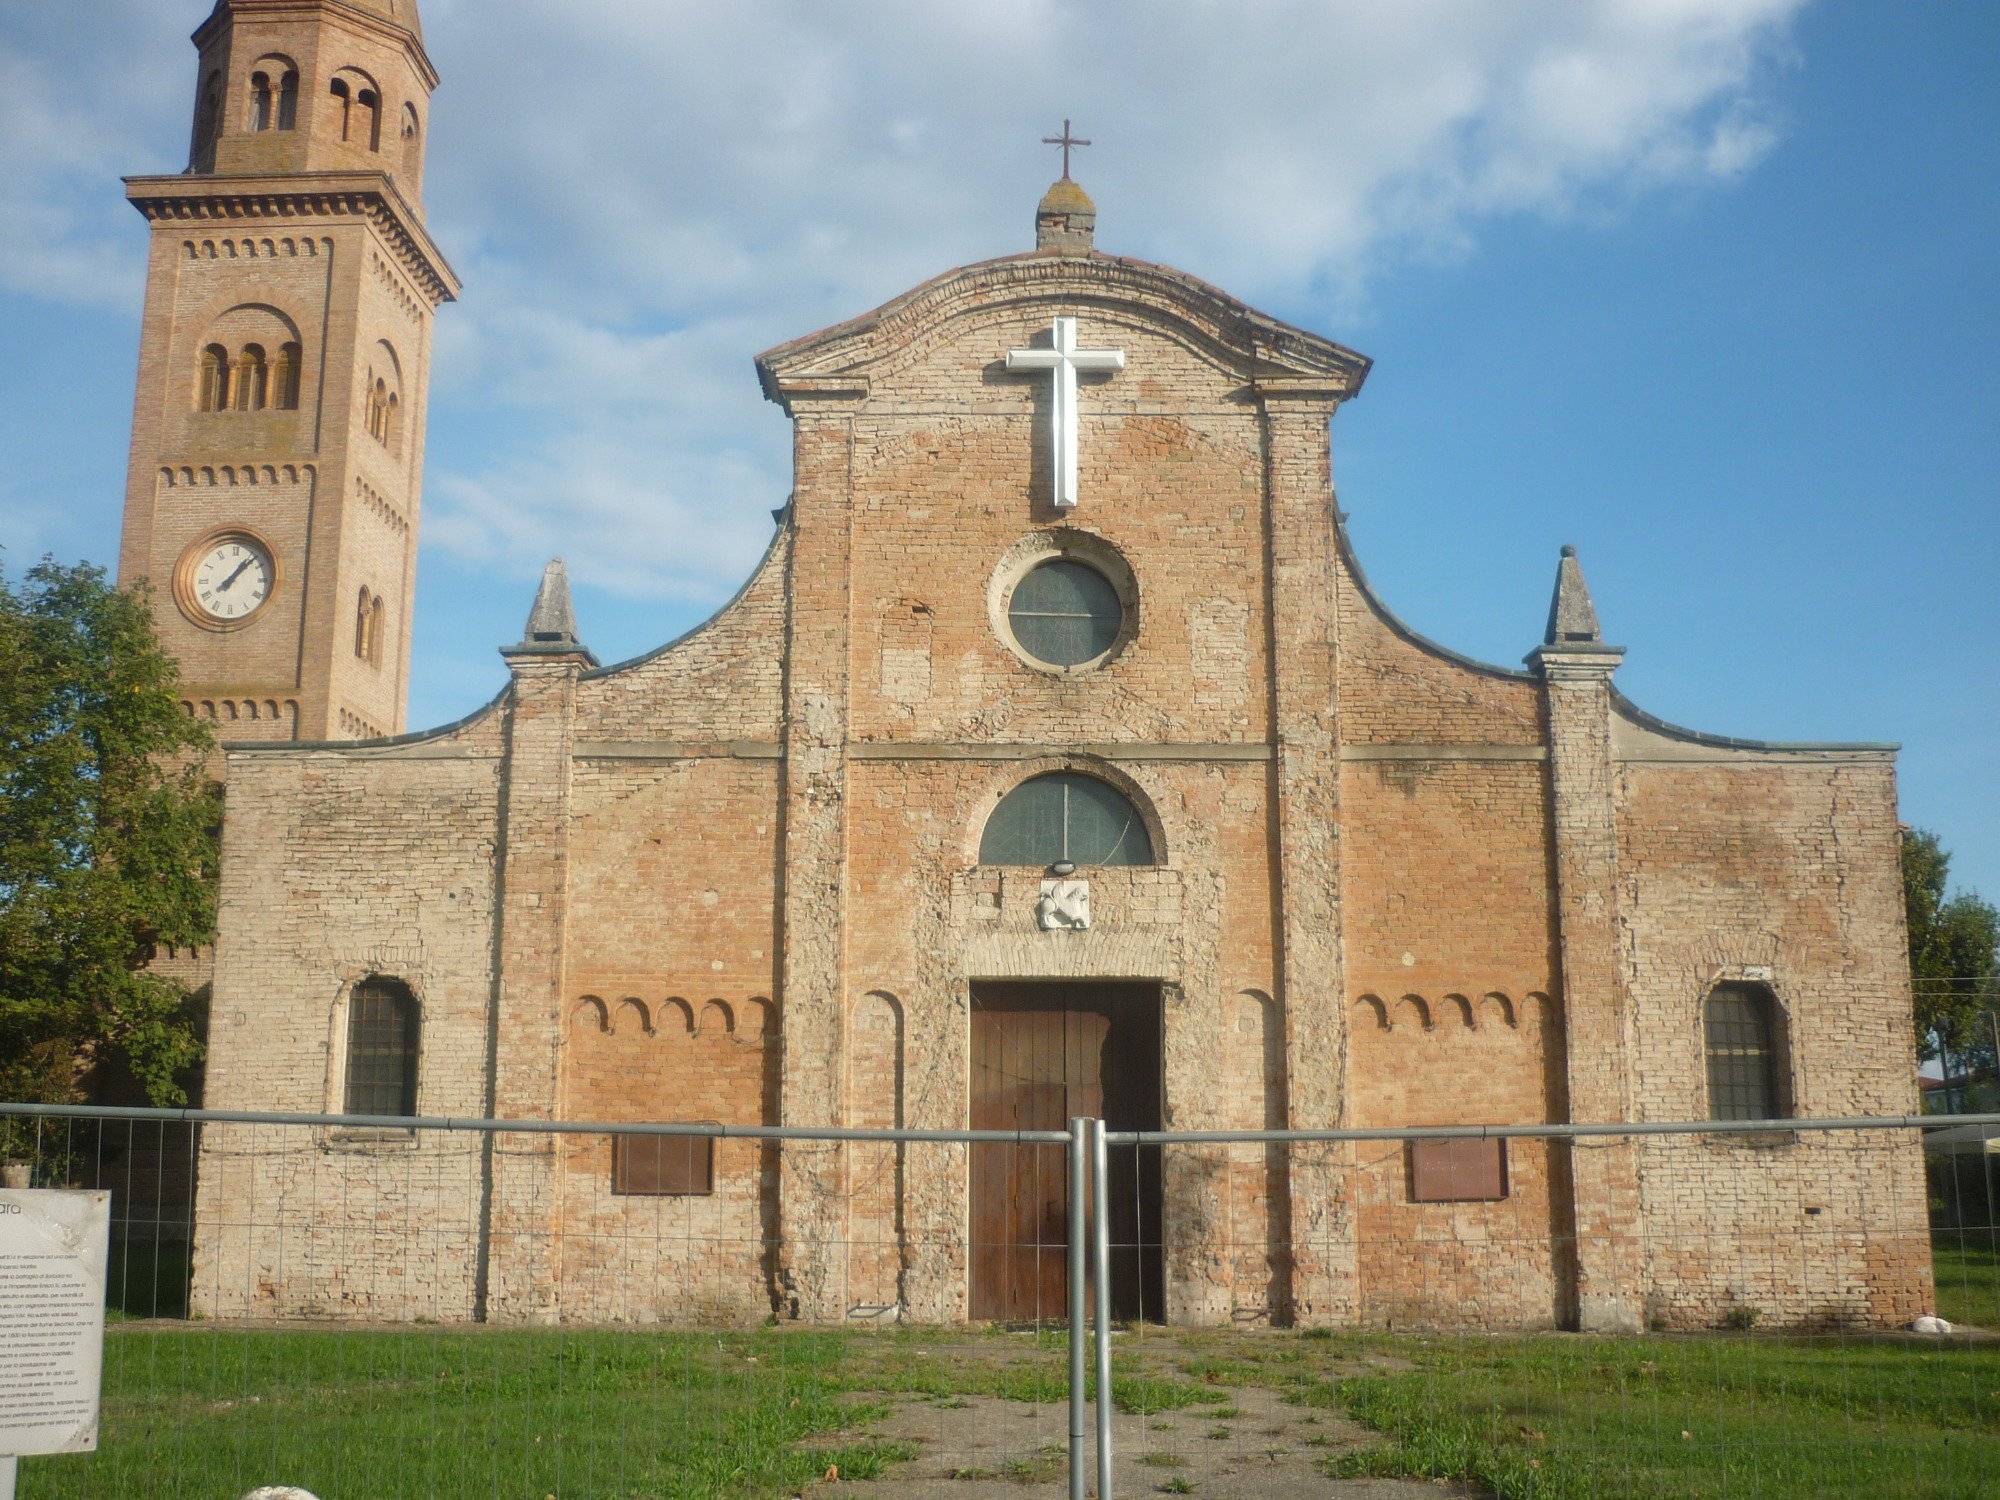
[1,0,1807,600]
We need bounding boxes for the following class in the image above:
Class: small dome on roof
[1038,177,1095,215]
[1035,177,1096,253]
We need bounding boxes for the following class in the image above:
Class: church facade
[131,5,1930,1333]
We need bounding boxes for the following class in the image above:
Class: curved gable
[757,251,1371,404]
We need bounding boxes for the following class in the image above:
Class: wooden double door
[968,981,1164,1323]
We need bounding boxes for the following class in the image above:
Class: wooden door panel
[970,983,1160,1323]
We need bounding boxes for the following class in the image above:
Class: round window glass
[1007,559,1122,667]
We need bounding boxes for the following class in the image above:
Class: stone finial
[1036,177,1096,253]
[1544,544,1602,646]
[512,557,590,657]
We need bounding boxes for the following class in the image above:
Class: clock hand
[216,559,253,591]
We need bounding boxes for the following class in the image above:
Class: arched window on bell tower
[248,57,299,133]
[355,588,376,662]
[355,87,381,152]
[270,342,301,410]
[233,345,268,412]
[400,103,422,183]
[197,345,229,412]
[329,76,352,141]
[327,70,383,151]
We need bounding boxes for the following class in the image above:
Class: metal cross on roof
[1042,119,1090,180]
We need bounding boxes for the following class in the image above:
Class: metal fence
[1,1103,1995,1499]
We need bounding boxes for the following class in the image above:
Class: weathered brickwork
[179,148,1928,1329]
[1615,741,1930,1328]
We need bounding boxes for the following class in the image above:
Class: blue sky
[1,0,1995,907]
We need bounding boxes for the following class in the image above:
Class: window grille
[1705,983,1781,1121]
[345,978,419,1116]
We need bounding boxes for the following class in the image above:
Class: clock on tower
[116,0,458,745]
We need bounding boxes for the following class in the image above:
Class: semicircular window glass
[979,772,1153,867]
[1007,559,1122,667]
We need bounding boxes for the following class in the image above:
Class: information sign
[0,1190,110,1458]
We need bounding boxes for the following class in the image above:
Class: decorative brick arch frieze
[1349,988,1541,1036]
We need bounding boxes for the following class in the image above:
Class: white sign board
[0,1190,109,1456]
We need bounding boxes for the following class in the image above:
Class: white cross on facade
[1005,316,1125,508]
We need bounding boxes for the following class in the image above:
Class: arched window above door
[979,772,1154,868]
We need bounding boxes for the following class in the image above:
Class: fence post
[1068,1117,1089,1500]
[1090,1117,1114,1499]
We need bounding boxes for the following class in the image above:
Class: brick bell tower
[117,0,457,743]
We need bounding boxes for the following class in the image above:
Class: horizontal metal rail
[1105,1113,2000,1145]
[4,1100,1996,1144]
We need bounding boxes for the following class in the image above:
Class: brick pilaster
[482,647,586,1323]
[775,393,859,1321]
[1534,643,1644,1333]
[1258,390,1356,1325]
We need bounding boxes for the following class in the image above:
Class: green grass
[24,1325,909,1499]
[1321,1331,2000,1500]
[22,1317,2000,1499]
[1932,1235,1999,1329]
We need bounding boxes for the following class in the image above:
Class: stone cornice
[1527,644,1626,682]
[126,170,459,306]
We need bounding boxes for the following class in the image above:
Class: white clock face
[190,539,274,621]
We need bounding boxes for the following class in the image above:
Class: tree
[0,555,219,1107]
[1902,827,2000,1071]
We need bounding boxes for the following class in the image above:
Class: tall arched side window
[1704,983,1783,1121]
[197,345,230,411]
[249,71,274,131]
[276,68,298,129]
[345,977,419,1116]
[980,771,1154,867]
[355,588,375,660]
[368,594,386,666]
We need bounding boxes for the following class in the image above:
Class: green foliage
[1902,828,1999,1065]
[0,555,218,1107]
